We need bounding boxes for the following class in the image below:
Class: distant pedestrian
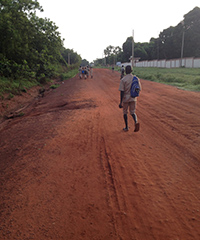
[81,67,85,79]
[120,65,125,79]
[119,65,141,132]
[86,65,89,78]
[84,67,88,79]
[112,66,114,72]
[90,67,93,78]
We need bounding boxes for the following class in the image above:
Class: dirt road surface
[0,68,200,240]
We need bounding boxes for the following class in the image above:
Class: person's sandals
[123,128,129,132]
[134,123,140,132]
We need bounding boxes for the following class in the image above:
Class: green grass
[131,67,200,91]
[0,77,39,99]
[0,68,79,98]
[60,68,78,81]
[50,84,60,89]
[96,65,200,91]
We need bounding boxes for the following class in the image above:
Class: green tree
[122,37,132,62]
[104,45,122,65]
[0,0,43,62]
[0,0,67,80]
[157,7,200,60]
[182,7,200,57]
[61,48,81,65]
[81,59,89,66]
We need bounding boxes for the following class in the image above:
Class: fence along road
[135,57,200,68]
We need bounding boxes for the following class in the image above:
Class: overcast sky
[37,0,200,62]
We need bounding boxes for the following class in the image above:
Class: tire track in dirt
[99,136,122,239]
[91,70,157,239]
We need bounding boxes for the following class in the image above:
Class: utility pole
[157,38,159,60]
[180,20,185,67]
[68,53,70,65]
[132,30,134,68]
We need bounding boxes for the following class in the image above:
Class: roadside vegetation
[0,0,81,100]
[133,67,200,91]
[112,66,200,92]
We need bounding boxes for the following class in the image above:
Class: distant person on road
[82,67,88,79]
[86,65,89,78]
[82,67,85,79]
[112,66,114,72]
[119,65,141,132]
[120,65,125,79]
[90,67,93,78]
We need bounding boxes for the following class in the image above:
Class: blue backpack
[130,76,141,98]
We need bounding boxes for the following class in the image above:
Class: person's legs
[123,102,129,131]
[123,114,128,130]
[130,101,136,121]
[131,113,137,123]
[132,113,139,132]
[130,101,140,132]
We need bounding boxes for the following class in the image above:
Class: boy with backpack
[119,65,141,132]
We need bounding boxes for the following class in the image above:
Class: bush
[193,77,200,85]
[60,68,78,81]
[8,93,14,100]
[164,75,175,82]
[143,74,157,81]
[50,84,60,89]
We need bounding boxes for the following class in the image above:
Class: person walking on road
[119,65,141,132]
[90,66,93,78]
[83,67,88,79]
[120,65,125,79]
[86,65,89,78]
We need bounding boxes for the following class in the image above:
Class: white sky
[37,0,200,62]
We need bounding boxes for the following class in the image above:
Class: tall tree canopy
[61,48,81,65]
[103,45,122,65]
[157,7,200,60]
[0,0,81,81]
[101,7,200,64]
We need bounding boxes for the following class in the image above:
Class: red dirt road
[0,68,200,240]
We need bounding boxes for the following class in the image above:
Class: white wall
[136,57,200,68]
